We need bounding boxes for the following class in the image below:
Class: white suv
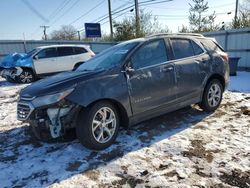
[0,44,95,83]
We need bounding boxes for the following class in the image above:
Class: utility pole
[135,0,140,38]
[40,25,49,40]
[108,0,113,40]
[77,31,81,41]
[234,0,239,27]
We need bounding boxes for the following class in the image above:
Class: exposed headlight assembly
[32,88,74,107]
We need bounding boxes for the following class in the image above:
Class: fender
[66,69,133,118]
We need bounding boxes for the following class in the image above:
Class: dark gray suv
[17,33,229,150]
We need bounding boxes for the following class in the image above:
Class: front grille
[17,103,33,120]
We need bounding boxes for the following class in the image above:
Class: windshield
[77,41,139,71]
[26,48,39,57]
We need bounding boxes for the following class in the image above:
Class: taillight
[90,52,95,57]
[219,51,229,62]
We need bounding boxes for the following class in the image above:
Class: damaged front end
[17,88,81,140]
[1,67,23,80]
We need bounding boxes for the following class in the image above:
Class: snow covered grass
[0,72,250,188]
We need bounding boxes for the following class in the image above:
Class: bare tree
[50,25,77,40]
[113,10,170,41]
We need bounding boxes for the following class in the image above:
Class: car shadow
[0,105,211,187]
[0,79,19,87]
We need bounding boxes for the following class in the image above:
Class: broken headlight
[32,88,74,107]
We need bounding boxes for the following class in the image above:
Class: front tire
[199,79,223,112]
[16,69,35,84]
[76,101,120,150]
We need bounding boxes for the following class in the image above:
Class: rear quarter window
[74,47,88,55]
[200,39,224,52]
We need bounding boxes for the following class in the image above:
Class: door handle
[162,66,174,72]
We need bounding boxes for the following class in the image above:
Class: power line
[77,0,173,32]
[21,0,49,22]
[48,0,70,20]
[154,11,234,19]
[69,0,106,25]
[94,0,172,23]
[50,0,80,27]
[28,0,73,39]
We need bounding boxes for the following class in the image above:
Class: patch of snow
[0,75,250,187]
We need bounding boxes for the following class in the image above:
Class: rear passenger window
[170,39,195,59]
[192,41,204,55]
[57,47,74,56]
[131,39,168,69]
[74,47,87,54]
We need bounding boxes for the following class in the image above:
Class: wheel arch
[86,98,129,128]
[205,74,225,91]
[200,73,225,103]
[19,66,36,75]
[73,62,84,71]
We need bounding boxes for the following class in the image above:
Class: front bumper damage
[1,67,23,80]
[17,98,81,140]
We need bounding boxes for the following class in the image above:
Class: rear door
[73,47,92,62]
[57,47,75,71]
[169,38,209,102]
[126,39,177,115]
[33,48,58,74]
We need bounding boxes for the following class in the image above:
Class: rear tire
[76,101,120,150]
[16,69,35,84]
[199,79,223,112]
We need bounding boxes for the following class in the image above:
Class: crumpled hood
[20,70,104,98]
[0,52,31,68]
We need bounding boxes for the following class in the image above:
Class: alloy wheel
[19,71,33,83]
[207,83,222,107]
[92,107,117,144]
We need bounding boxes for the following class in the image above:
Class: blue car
[0,51,34,83]
[0,45,94,83]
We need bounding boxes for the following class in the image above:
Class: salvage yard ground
[0,72,250,188]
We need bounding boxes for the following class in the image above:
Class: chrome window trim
[169,37,206,62]
[136,60,171,71]
[134,51,206,71]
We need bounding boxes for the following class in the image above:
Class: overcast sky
[0,0,238,40]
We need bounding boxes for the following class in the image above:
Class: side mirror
[125,66,135,72]
[34,55,38,60]
[122,60,135,73]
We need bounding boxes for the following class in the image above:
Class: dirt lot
[0,74,250,188]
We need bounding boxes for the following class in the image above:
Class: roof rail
[146,33,204,38]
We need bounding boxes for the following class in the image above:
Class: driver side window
[131,39,168,69]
